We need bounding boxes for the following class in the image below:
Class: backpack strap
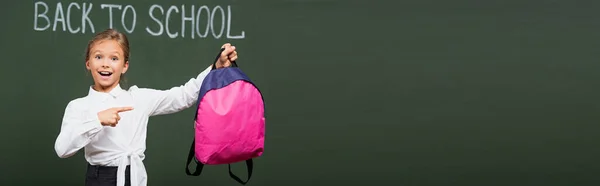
[229,159,254,185]
[185,140,255,185]
[185,140,204,176]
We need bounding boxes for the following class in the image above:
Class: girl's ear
[85,61,91,70]
[122,60,129,74]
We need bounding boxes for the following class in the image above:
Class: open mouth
[98,71,113,77]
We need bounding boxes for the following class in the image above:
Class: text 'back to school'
[33,1,246,40]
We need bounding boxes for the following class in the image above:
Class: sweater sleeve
[135,65,212,117]
[54,99,103,158]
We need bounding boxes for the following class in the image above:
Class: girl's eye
[112,57,118,61]
[95,55,101,59]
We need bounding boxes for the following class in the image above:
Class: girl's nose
[101,59,110,67]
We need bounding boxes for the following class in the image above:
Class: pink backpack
[185,49,265,184]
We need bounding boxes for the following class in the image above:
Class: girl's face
[86,39,129,92]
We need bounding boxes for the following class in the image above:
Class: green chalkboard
[1,0,599,185]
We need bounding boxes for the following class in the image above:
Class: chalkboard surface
[1,0,599,185]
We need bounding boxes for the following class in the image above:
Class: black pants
[85,163,131,186]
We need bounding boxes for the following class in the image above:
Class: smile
[98,71,113,77]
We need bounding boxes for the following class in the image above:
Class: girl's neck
[92,83,120,93]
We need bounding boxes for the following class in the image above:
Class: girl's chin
[94,81,118,89]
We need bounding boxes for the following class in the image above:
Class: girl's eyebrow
[92,50,122,55]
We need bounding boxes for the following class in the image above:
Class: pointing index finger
[116,107,134,112]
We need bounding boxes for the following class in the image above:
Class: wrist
[96,113,106,126]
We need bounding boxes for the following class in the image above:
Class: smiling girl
[54,28,238,186]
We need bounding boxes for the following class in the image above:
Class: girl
[54,28,239,186]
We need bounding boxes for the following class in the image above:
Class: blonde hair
[85,28,130,61]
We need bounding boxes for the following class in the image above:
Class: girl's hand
[97,107,134,127]
[215,43,238,69]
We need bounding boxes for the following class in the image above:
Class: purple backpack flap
[185,48,265,185]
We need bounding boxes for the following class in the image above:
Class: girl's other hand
[215,43,238,69]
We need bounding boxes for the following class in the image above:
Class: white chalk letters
[33,1,245,39]
[34,1,94,34]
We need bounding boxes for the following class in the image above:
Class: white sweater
[54,66,212,186]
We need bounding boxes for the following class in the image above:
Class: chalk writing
[33,1,245,39]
